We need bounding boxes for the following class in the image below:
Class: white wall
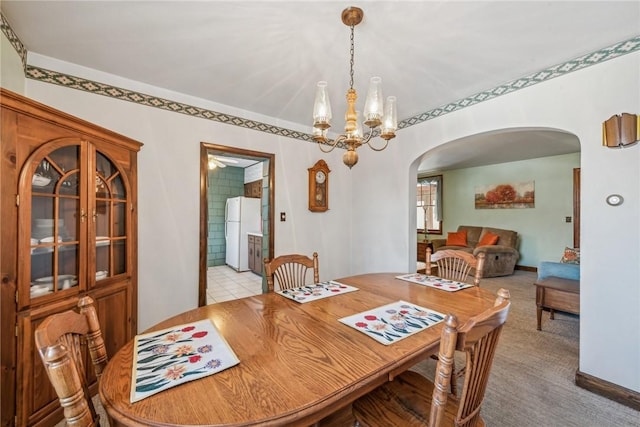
[349,52,640,392]
[441,152,580,267]
[0,33,25,93]
[4,29,638,392]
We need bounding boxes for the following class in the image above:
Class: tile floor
[206,265,263,304]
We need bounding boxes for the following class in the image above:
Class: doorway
[198,143,275,307]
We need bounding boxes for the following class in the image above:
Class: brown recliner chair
[431,225,519,277]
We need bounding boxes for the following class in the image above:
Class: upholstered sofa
[431,225,520,277]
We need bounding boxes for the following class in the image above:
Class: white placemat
[276,280,358,303]
[396,273,473,292]
[131,319,239,402]
[339,300,445,345]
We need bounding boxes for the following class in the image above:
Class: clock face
[315,170,326,184]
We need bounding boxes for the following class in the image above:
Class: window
[417,175,442,236]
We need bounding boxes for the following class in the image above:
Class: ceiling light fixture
[312,6,397,169]
[208,155,239,170]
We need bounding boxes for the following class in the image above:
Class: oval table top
[99,272,497,426]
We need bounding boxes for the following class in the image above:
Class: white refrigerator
[225,196,262,271]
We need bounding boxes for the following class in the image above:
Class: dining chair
[35,296,108,427]
[263,252,319,292]
[425,247,487,395]
[352,288,511,427]
[426,247,486,287]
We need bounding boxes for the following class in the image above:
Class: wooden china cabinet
[0,89,142,427]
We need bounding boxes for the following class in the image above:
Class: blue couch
[537,261,580,281]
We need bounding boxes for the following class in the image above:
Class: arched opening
[413,127,581,271]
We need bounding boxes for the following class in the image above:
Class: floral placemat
[339,300,445,345]
[396,273,473,292]
[276,281,358,303]
[130,319,239,403]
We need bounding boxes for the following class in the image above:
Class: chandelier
[312,6,398,168]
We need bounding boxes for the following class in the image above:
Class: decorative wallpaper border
[24,64,317,142]
[0,12,27,70]
[398,36,640,129]
[2,12,639,143]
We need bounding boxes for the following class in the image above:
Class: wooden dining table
[99,273,498,426]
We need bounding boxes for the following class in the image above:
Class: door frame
[573,167,580,248]
[198,142,275,306]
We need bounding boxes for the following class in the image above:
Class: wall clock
[308,160,330,212]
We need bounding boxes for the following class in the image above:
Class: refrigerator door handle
[224,200,229,238]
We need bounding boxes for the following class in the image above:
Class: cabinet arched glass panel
[30,146,80,298]
[95,151,127,281]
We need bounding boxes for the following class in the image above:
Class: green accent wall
[440,153,580,268]
[207,166,245,267]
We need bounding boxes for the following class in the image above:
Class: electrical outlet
[280,212,286,222]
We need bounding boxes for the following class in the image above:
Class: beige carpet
[411,270,639,426]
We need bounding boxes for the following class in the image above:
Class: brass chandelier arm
[363,136,390,152]
[317,134,346,153]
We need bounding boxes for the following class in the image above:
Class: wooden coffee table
[535,277,580,330]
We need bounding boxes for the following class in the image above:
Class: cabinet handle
[80,209,87,223]
[93,209,97,223]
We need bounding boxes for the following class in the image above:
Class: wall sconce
[602,113,639,148]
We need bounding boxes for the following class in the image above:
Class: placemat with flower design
[276,280,358,303]
[339,300,445,345]
[396,273,473,292]
[130,319,239,402]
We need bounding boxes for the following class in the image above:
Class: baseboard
[575,370,640,411]
[515,265,537,272]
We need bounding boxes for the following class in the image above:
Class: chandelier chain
[349,24,355,90]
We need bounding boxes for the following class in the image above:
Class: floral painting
[339,301,445,345]
[130,319,239,402]
[475,181,535,209]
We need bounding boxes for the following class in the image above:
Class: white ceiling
[2,1,638,171]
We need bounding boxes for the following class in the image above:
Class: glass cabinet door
[30,145,81,299]
[94,151,128,282]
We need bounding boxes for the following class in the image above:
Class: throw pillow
[478,231,499,246]
[446,230,468,247]
[560,247,580,264]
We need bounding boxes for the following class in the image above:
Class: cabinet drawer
[538,288,580,314]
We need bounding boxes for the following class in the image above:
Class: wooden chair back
[263,252,319,292]
[431,288,511,427]
[427,247,486,287]
[34,296,108,427]
[352,288,510,427]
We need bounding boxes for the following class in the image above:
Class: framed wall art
[475,181,534,209]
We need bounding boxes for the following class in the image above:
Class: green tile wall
[207,166,245,267]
